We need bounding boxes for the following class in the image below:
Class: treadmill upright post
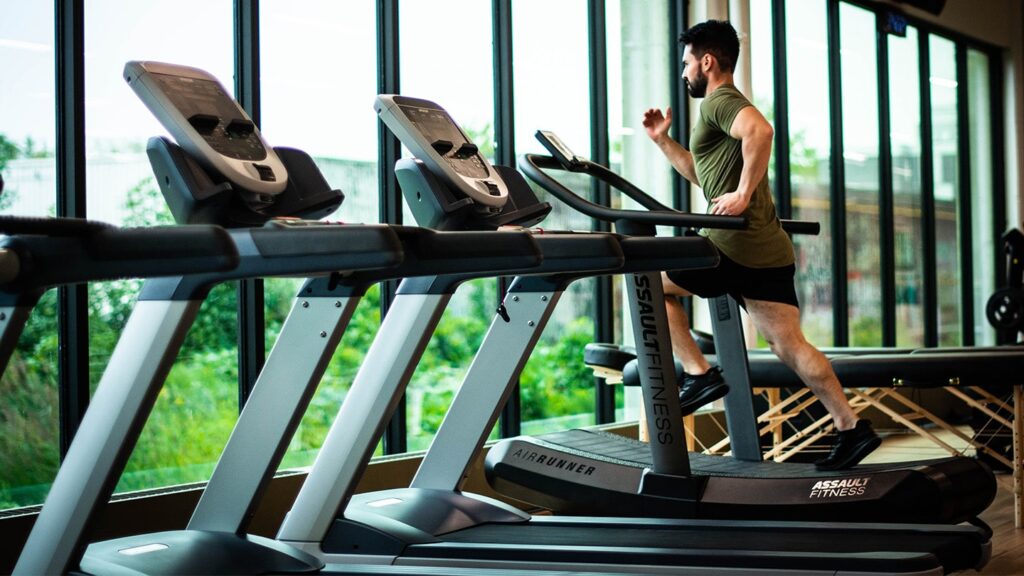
[0,304,34,374]
[188,279,362,532]
[412,279,562,491]
[709,294,762,461]
[277,286,453,546]
[14,297,201,576]
[624,269,691,477]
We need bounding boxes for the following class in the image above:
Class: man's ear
[702,52,714,72]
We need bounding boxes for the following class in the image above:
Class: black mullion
[990,48,1007,324]
[234,0,264,408]
[377,0,406,455]
[493,0,522,437]
[55,0,89,458]
[918,31,938,347]
[672,1,693,321]
[771,0,791,218]
[877,15,896,347]
[671,0,689,212]
[588,0,615,424]
[494,0,515,169]
[826,0,847,346]
[955,43,973,345]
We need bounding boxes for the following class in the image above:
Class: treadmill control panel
[124,60,287,199]
[536,130,586,170]
[375,94,508,208]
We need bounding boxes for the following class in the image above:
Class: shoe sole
[814,435,883,471]
[679,383,730,416]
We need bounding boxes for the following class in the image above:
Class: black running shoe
[678,366,730,416]
[814,419,882,471]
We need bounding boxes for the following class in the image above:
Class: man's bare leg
[743,298,859,431]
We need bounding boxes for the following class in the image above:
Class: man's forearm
[655,137,699,185]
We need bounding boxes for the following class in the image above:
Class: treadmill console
[535,130,586,170]
[124,60,287,206]
[375,95,508,209]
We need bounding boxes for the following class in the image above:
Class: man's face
[682,45,709,99]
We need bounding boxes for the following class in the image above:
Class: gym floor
[864,429,1021,575]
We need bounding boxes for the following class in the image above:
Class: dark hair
[679,20,740,73]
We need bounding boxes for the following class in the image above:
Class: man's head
[680,20,740,98]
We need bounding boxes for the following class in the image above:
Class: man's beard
[685,70,708,98]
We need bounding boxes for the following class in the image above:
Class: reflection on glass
[968,49,994,345]
[841,3,882,346]
[0,2,58,509]
[260,0,383,466]
[84,0,237,494]
[514,0,597,434]
[400,1,497,451]
[889,26,924,347]
[608,0,671,421]
[930,35,960,346]
[786,0,833,345]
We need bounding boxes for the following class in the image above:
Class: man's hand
[643,107,673,143]
[709,191,750,216]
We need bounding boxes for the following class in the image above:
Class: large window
[0,1,57,509]
[259,0,382,469]
[83,0,236,495]
[840,2,882,346]
[400,0,497,451]
[888,25,926,347]
[0,0,1008,513]
[929,35,962,346]
[513,0,597,435]
[967,48,995,345]
[608,0,673,421]
[786,0,833,345]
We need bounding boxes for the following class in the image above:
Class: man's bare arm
[643,107,699,186]
[709,106,774,216]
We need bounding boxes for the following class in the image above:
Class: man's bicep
[728,106,770,141]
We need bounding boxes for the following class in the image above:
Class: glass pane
[750,0,775,188]
[514,0,597,435]
[840,2,882,346]
[607,0,671,422]
[888,26,925,347]
[786,0,833,345]
[400,1,496,452]
[0,1,57,508]
[967,48,995,346]
[929,35,960,346]
[83,0,237,494]
[259,0,382,468]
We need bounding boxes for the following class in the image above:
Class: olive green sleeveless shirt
[691,84,793,268]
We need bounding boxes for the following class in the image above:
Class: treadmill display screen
[152,72,268,162]
[399,104,488,179]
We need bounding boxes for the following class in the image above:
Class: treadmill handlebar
[0,215,114,237]
[0,222,239,292]
[520,154,746,231]
[520,154,820,237]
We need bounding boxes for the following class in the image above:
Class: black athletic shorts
[665,248,799,308]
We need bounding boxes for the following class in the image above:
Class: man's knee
[661,272,691,297]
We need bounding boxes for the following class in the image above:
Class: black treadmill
[482,131,998,528]
[268,96,992,576]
